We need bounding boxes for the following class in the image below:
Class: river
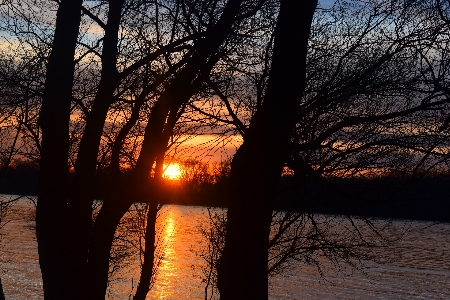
[0,195,449,299]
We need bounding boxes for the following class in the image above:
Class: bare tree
[215,1,318,298]
[1,0,449,299]
[182,0,450,298]
[1,0,273,298]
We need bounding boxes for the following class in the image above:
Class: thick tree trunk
[0,278,5,300]
[217,1,317,299]
[66,1,125,297]
[84,101,173,299]
[36,0,82,299]
[84,97,171,300]
[133,154,166,300]
[85,195,133,300]
[85,103,180,300]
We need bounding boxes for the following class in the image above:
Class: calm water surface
[1,195,449,299]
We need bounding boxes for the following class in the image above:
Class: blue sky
[319,0,336,8]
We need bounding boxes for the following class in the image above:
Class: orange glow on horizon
[162,163,183,180]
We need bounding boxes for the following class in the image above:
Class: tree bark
[0,278,5,300]
[36,0,82,299]
[66,0,125,297]
[132,156,164,300]
[85,194,133,300]
[217,1,317,299]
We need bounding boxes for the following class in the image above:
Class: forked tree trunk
[36,0,82,299]
[85,194,134,300]
[66,0,125,297]
[133,110,179,300]
[217,1,317,299]
[85,1,245,298]
[133,156,164,300]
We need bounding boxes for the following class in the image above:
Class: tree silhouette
[2,0,270,298]
[1,0,450,299]
[217,0,318,298]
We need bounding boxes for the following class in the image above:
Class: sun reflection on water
[151,209,177,299]
[109,205,208,299]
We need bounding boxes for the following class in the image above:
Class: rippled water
[1,195,449,299]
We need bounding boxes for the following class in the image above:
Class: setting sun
[162,163,183,180]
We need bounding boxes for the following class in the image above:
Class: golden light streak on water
[146,206,208,299]
[151,209,177,299]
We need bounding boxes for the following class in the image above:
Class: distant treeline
[276,175,450,222]
[0,159,230,207]
[1,160,449,222]
[0,160,40,196]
